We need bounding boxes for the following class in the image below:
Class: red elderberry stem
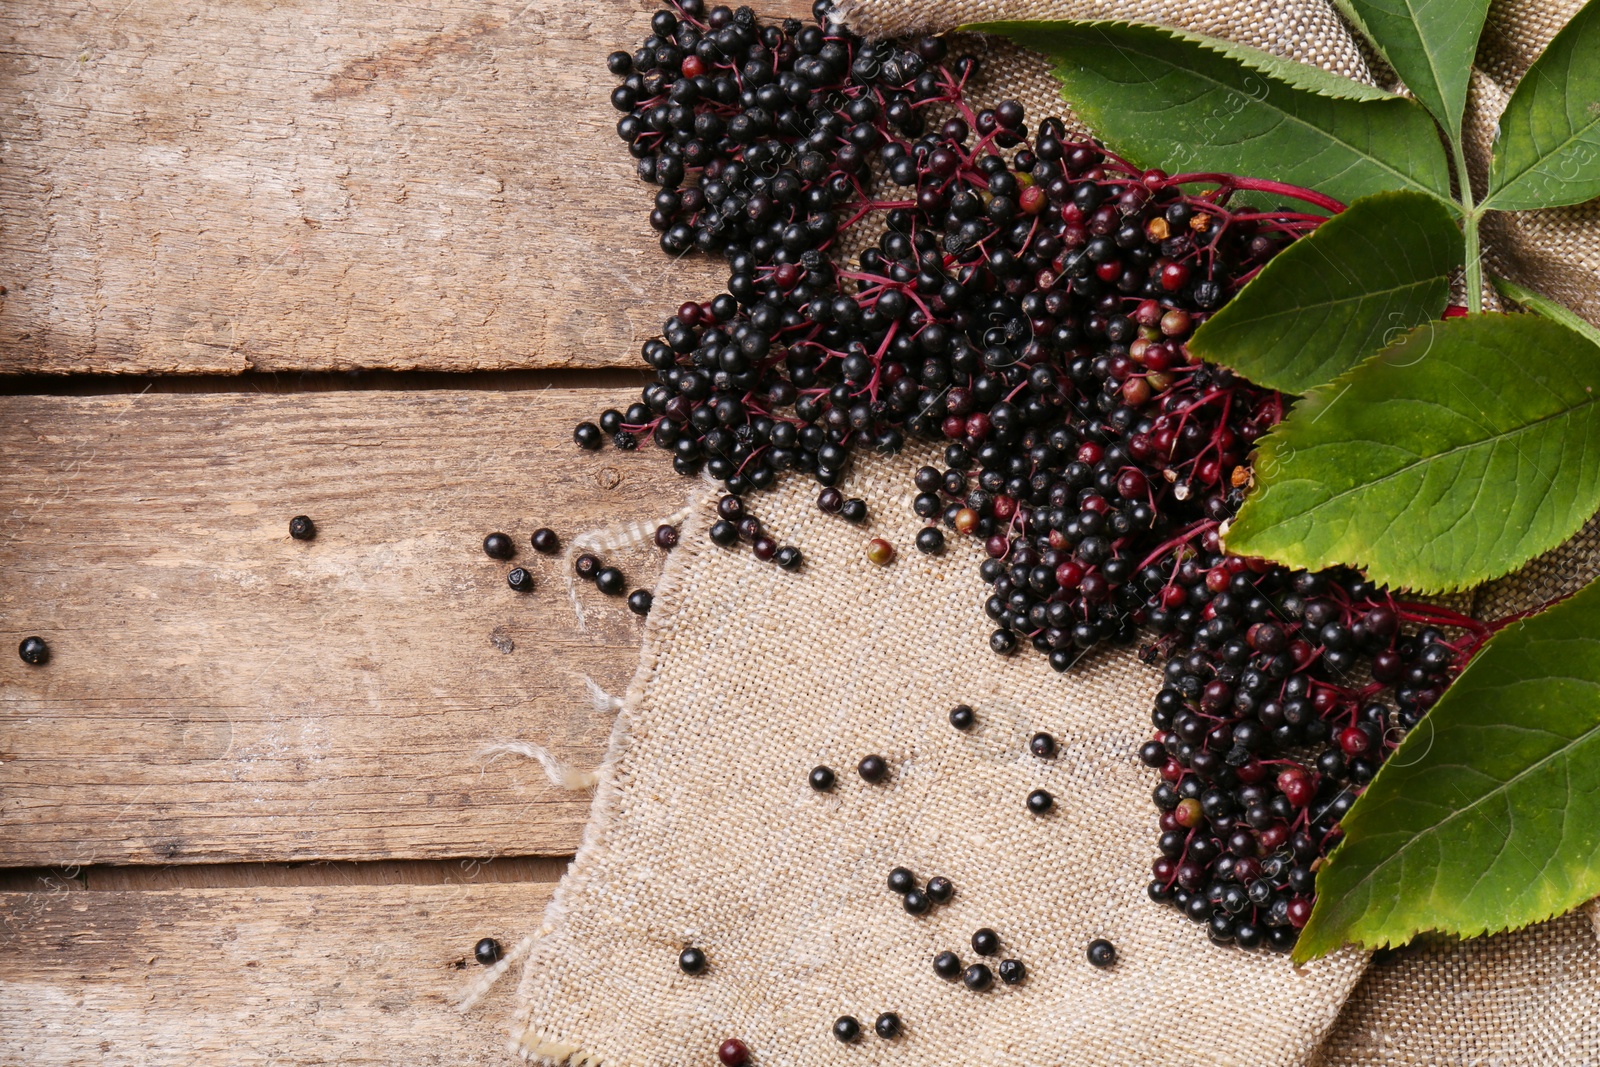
[1164,173,1347,214]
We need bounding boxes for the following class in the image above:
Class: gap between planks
[0,854,574,893]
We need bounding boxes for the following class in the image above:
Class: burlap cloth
[504,2,1600,1062]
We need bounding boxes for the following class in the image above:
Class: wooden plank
[0,388,688,865]
[0,0,802,375]
[0,883,552,1066]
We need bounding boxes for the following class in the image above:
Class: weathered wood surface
[0,388,690,866]
[0,883,553,1066]
[0,0,801,376]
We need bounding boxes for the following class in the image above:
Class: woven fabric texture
[509,2,1600,1063]
[512,448,1365,1067]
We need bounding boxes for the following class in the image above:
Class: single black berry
[17,636,48,665]
[839,498,868,523]
[1029,732,1057,759]
[654,524,679,550]
[596,567,627,596]
[857,754,888,783]
[817,487,844,514]
[1027,788,1054,814]
[887,867,915,894]
[709,520,738,546]
[483,532,515,560]
[474,937,503,965]
[874,1013,901,1039]
[1087,939,1117,968]
[925,876,953,903]
[717,495,744,521]
[531,528,560,554]
[507,567,534,592]
[962,963,993,991]
[574,553,601,580]
[971,928,999,956]
[288,515,316,540]
[679,946,707,974]
[902,889,930,915]
[948,704,974,730]
[933,951,962,979]
[997,958,1026,985]
[915,527,945,554]
[833,1016,860,1043]
[774,546,803,571]
[809,765,835,791]
[573,422,603,450]
[628,589,653,615]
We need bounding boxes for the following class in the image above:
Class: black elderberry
[915,527,945,554]
[1029,732,1057,758]
[962,963,993,991]
[1026,788,1054,814]
[474,937,503,965]
[817,487,844,513]
[628,589,654,615]
[774,546,803,570]
[709,520,739,546]
[858,754,889,783]
[903,889,930,915]
[507,568,534,592]
[596,567,627,596]
[809,765,835,791]
[997,958,1026,985]
[574,422,603,450]
[483,532,516,560]
[1086,939,1116,968]
[874,1012,901,1039]
[926,876,953,903]
[679,946,707,974]
[574,553,601,580]
[654,524,679,550]
[948,704,975,730]
[887,866,915,894]
[839,498,868,523]
[971,928,999,956]
[18,636,49,665]
[933,951,962,979]
[531,527,560,554]
[288,515,316,540]
[833,1016,860,1043]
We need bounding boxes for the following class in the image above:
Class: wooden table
[0,1,804,1061]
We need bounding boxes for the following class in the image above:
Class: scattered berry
[507,568,534,592]
[774,545,803,571]
[288,515,316,541]
[1029,731,1057,759]
[709,520,738,547]
[997,958,1026,985]
[933,951,962,980]
[573,422,602,450]
[902,889,930,915]
[832,1016,860,1043]
[1027,788,1054,815]
[839,499,868,524]
[678,946,706,975]
[809,765,836,791]
[17,637,48,665]
[531,528,560,554]
[474,938,502,965]
[915,527,945,554]
[874,1013,901,1039]
[573,553,601,580]
[717,1038,748,1067]
[887,867,915,894]
[1087,939,1117,968]
[595,567,627,596]
[925,876,953,903]
[857,754,888,783]
[483,532,515,560]
[962,963,993,991]
[627,589,653,615]
[654,524,679,550]
[948,705,975,730]
[866,539,895,566]
[971,928,999,956]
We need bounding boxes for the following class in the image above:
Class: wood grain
[0,0,802,375]
[0,388,692,866]
[0,883,553,1066]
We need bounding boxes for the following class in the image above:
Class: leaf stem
[1452,141,1484,314]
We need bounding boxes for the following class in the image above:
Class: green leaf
[967,21,1455,208]
[1295,574,1600,961]
[1189,191,1461,393]
[1224,313,1600,593]
[1493,275,1600,349]
[1332,0,1490,138]
[1483,0,1600,211]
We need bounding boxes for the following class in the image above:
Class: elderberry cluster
[582,0,1478,952]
